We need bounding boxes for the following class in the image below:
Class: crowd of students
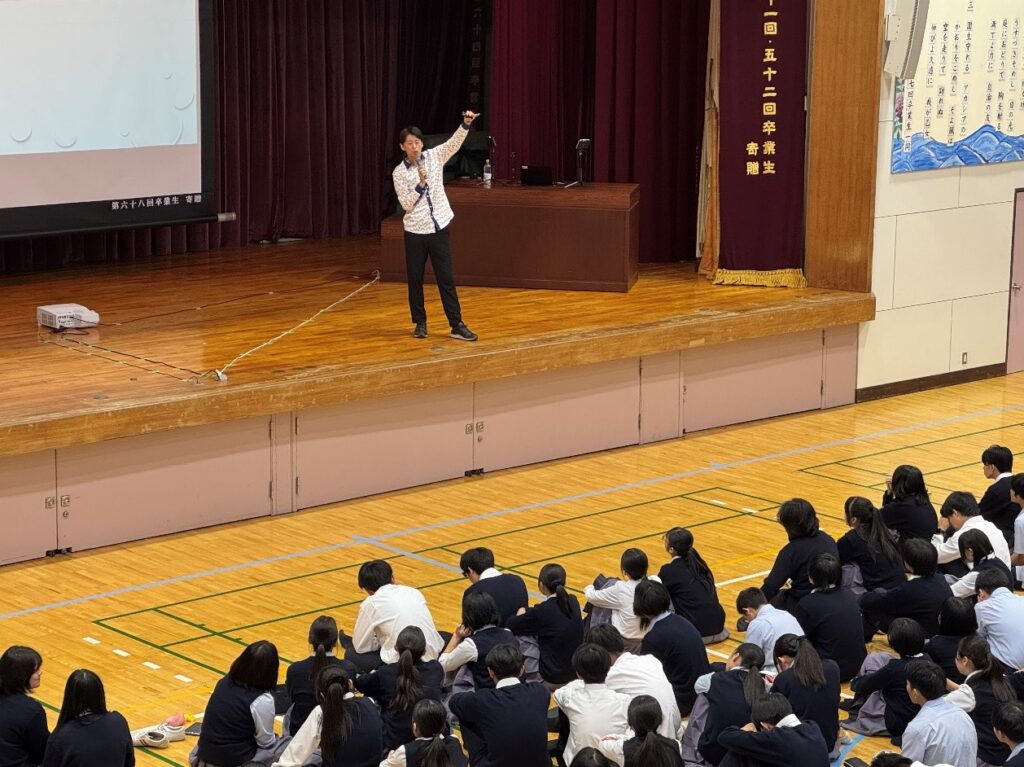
[3,445,1024,767]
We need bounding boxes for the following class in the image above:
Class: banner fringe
[710,268,807,288]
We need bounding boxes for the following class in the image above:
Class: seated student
[900,659,976,767]
[356,626,444,752]
[979,445,1020,549]
[950,528,1014,600]
[459,547,528,627]
[583,548,656,653]
[860,538,953,639]
[448,645,550,767]
[348,560,445,673]
[837,496,906,594]
[994,701,1024,767]
[716,693,830,767]
[285,615,357,736]
[505,563,584,689]
[272,666,382,767]
[944,635,1015,767]
[569,748,616,767]
[439,593,517,691]
[690,644,767,767]
[1010,474,1024,587]
[194,642,288,767]
[734,587,803,675]
[756,499,838,619]
[793,553,866,682]
[0,645,48,767]
[880,465,938,542]
[379,699,468,767]
[770,635,841,759]
[588,624,681,740]
[976,568,1024,672]
[846,618,926,739]
[598,695,683,767]
[658,527,728,644]
[635,580,710,716]
[553,644,631,765]
[933,490,1011,579]
[924,596,977,684]
[42,669,132,767]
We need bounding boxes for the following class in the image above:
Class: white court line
[82,636,100,645]
[112,649,130,657]
[709,499,728,507]
[142,661,161,670]
[741,508,760,514]
[715,570,771,588]
[174,674,193,683]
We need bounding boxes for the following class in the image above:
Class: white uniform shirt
[392,124,470,235]
[553,680,631,765]
[352,583,444,664]
[583,577,661,640]
[931,515,1011,566]
[604,652,681,738]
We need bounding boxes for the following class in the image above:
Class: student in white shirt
[975,569,1024,671]
[598,695,683,767]
[1009,475,1024,586]
[901,659,976,767]
[993,701,1024,767]
[949,529,1014,599]
[734,587,803,675]
[438,592,516,690]
[553,644,631,765]
[933,491,1010,574]
[347,560,444,673]
[583,548,658,652]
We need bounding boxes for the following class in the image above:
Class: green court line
[682,486,780,509]
[93,617,227,676]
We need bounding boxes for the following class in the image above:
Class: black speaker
[520,165,553,186]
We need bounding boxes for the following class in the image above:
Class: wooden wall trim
[804,0,885,292]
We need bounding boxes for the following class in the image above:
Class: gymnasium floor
[3,371,1023,766]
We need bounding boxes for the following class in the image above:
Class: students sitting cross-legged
[459,547,529,628]
[658,527,728,644]
[635,580,710,716]
[933,490,1011,581]
[860,537,953,639]
[598,695,683,767]
[975,568,1024,671]
[994,701,1024,767]
[356,626,444,752]
[379,699,468,767]
[192,641,288,767]
[770,634,841,759]
[837,496,906,594]
[845,617,926,739]
[880,465,938,542]
[273,666,383,767]
[734,587,803,676]
[0,645,48,767]
[944,634,1016,767]
[715,693,830,767]
[439,593,517,692]
[286,616,358,737]
[42,669,133,767]
[505,563,584,689]
[447,644,550,767]
[553,644,631,766]
[900,658,976,767]
[588,624,681,740]
[979,445,1020,549]
[348,560,445,673]
[924,596,977,684]
[950,528,1015,600]
[792,553,866,682]
[583,548,657,653]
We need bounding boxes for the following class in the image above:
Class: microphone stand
[564,147,585,189]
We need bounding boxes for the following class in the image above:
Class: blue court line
[2,398,1023,621]
[833,734,864,766]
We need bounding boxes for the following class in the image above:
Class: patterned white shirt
[392,124,470,235]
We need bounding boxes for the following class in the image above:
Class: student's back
[41,712,133,767]
[966,674,1012,766]
[622,733,683,766]
[196,676,266,766]
[849,655,918,737]
[286,655,357,735]
[794,587,866,681]
[641,613,710,715]
[505,592,584,685]
[698,669,760,766]
[0,691,49,767]
[771,660,841,750]
[880,494,936,541]
[717,719,829,767]
[320,696,383,767]
[762,531,838,604]
[448,680,551,767]
[465,574,529,628]
[836,526,906,590]
[404,735,469,767]
[356,659,444,750]
[657,557,726,639]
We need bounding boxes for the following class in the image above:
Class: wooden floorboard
[2,371,1023,765]
[0,238,873,456]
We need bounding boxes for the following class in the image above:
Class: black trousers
[404,226,463,327]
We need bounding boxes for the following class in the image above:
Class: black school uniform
[465,574,529,627]
[717,720,830,767]
[699,669,761,766]
[319,697,383,767]
[285,655,358,735]
[964,673,1012,766]
[355,659,444,750]
[657,557,727,638]
[879,494,937,542]
[40,712,133,767]
[794,587,867,681]
[836,527,906,591]
[448,680,551,767]
[771,660,841,749]
[505,594,584,685]
[0,691,49,767]
[463,627,517,690]
[761,532,839,605]
[925,633,973,684]
[979,476,1020,549]
[859,574,953,637]
[849,656,920,737]
[640,613,711,716]
[404,736,469,767]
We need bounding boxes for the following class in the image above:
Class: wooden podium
[380,180,639,292]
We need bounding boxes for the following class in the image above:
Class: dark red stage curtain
[715,0,807,286]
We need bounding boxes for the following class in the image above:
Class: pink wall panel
[822,325,858,408]
[682,331,824,433]
[56,417,274,551]
[640,352,682,444]
[473,359,640,472]
[294,385,474,509]
[0,451,57,564]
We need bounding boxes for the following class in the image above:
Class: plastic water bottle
[483,158,492,185]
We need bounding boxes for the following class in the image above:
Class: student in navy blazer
[635,580,710,716]
[42,670,133,767]
[860,538,953,639]
[837,497,906,592]
[716,693,830,767]
[448,644,551,767]
[380,699,468,767]
[759,500,839,614]
[285,616,358,736]
[980,446,1021,548]
[0,646,48,767]
[793,553,866,681]
[657,527,728,643]
[994,701,1024,767]
[460,548,529,627]
[879,465,937,542]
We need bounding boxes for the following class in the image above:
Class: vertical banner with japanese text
[715,0,807,287]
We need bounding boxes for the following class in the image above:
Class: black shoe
[736,616,750,632]
[413,322,427,339]
[838,697,862,712]
[450,322,478,341]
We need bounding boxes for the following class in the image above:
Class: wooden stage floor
[0,238,873,456]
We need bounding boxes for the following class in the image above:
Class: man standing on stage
[393,111,479,341]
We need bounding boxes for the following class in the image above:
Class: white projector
[36,303,100,329]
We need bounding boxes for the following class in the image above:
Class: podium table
[380,180,639,292]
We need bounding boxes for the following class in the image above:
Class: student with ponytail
[950,528,1014,599]
[285,616,357,736]
[945,634,1016,765]
[0,645,48,766]
[356,626,444,751]
[837,496,905,593]
[272,666,382,767]
[42,669,133,767]
[599,695,683,767]
[691,643,768,766]
[505,563,584,688]
[380,699,467,767]
[658,528,728,643]
[770,634,841,757]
